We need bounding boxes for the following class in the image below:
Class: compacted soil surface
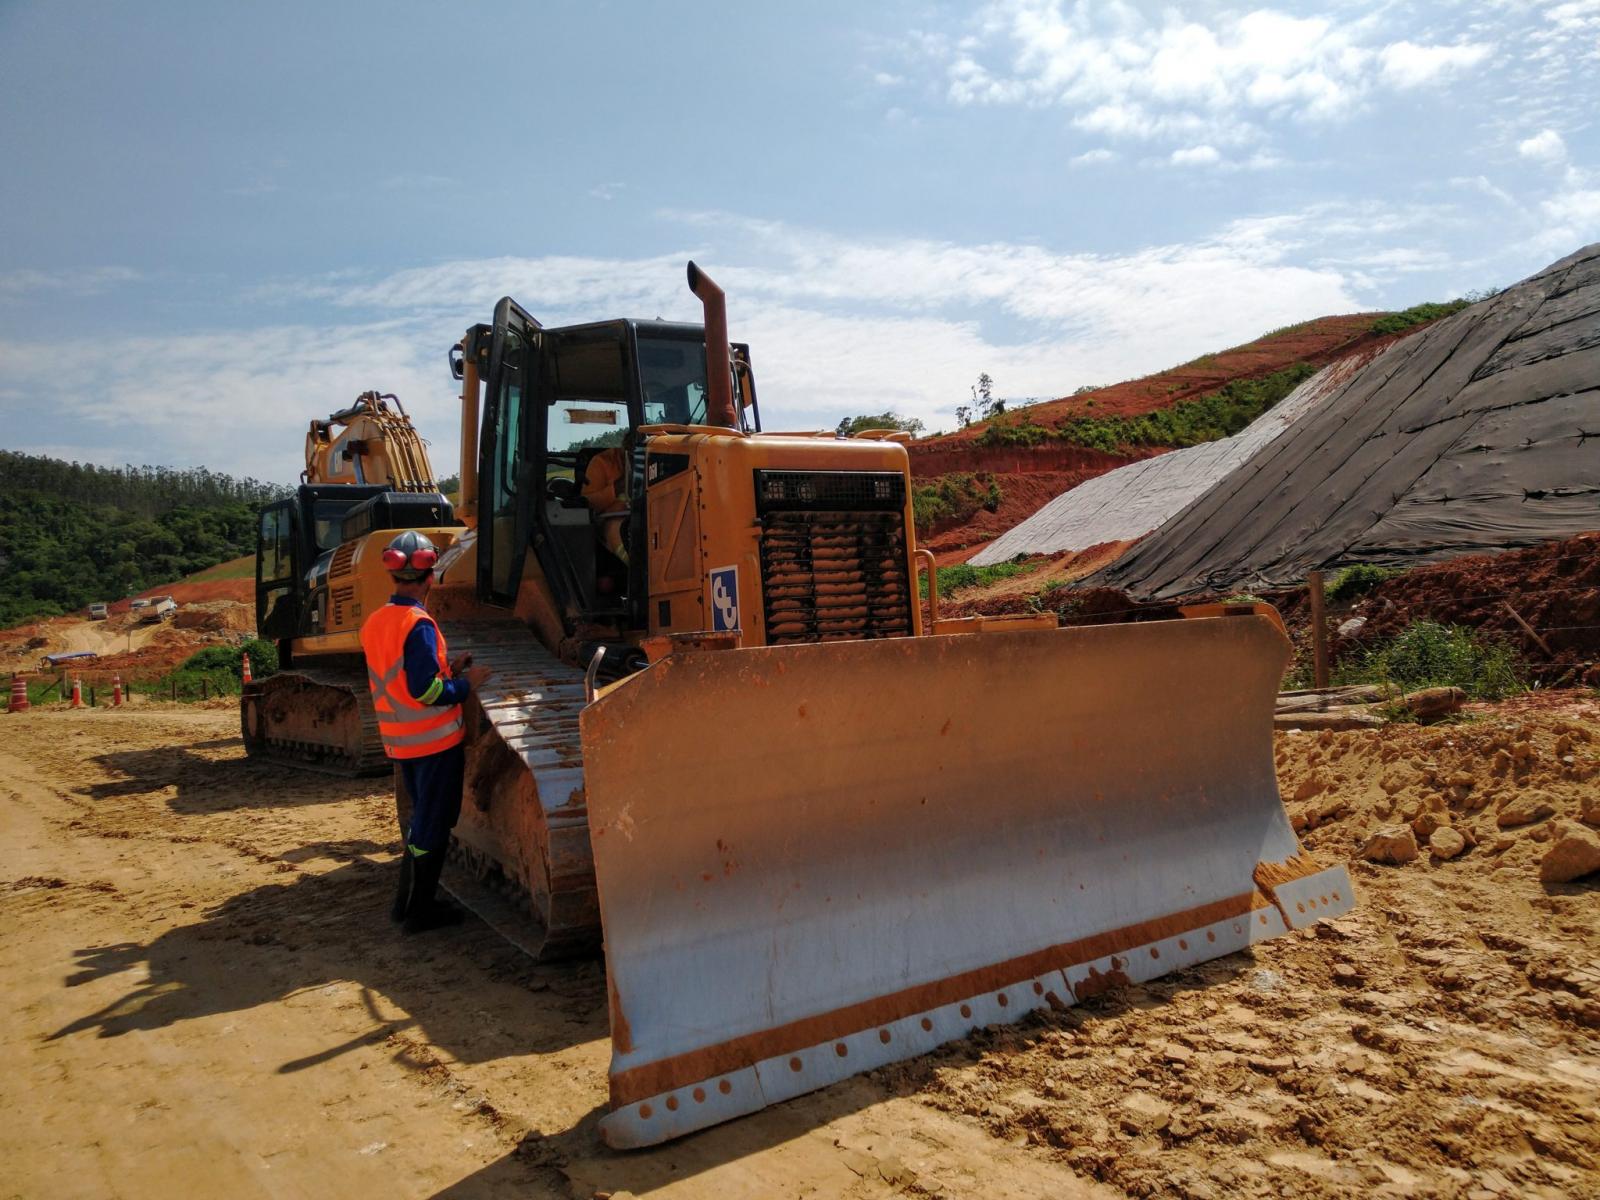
[4,700,1597,1198]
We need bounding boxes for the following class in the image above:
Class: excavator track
[430,618,599,961]
[241,666,387,776]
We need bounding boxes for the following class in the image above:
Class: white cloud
[1171,144,1222,166]
[0,266,139,300]
[1517,128,1567,161]
[1377,40,1492,88]
[904,3,1499,149]
[1069,147,1116,166]
[5,209,1409,476]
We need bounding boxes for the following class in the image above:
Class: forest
[0,451,291,628]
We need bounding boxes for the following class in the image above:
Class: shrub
[180,637,278,678]
[1336,621,1522,700]
[1325,563,1401,603]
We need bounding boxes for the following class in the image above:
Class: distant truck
[88,602,109,620]
[142,597,177,623]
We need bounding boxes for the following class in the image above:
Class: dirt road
[3,705,1597,1198]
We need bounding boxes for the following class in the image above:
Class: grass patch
[1334,621,1523,701]
[182,554,257,582]
[1370,299,1471,337]
[920,559,1040,599]
[180,638,278,677]
[978,362,1317,453]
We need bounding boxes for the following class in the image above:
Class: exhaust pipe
[686,261,738,429]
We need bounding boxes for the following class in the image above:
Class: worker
[580,440,630,565]
[360,530,493,934]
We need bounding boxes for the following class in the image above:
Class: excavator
[242,264,1355,1147]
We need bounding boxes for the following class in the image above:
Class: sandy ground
[3,703,1597,1199]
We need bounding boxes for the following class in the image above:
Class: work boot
[402,850,465,935]
[390,850,416,923]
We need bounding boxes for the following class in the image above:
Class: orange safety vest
[360,602,466,760]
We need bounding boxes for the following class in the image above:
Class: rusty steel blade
[579,615,1354,1147]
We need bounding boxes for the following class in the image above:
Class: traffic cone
[112,675,123,707]
[70,677,83,708]
[8,675,28,713]
[241,652,253,684]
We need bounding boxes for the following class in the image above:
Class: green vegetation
[1324,563,1402,602]
[180,638,278,677]
[919,559,1040,599]
[1370,299,1472,336]
[1335,621,1523,701]
[910,473,1003,534]
[184,555,257,582]
[0,452,289,629]
[836,411,925,438]
[978,362,1318,453]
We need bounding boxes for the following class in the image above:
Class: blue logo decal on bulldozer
[710,566,740,631]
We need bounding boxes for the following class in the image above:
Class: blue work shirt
[389,595,471,707]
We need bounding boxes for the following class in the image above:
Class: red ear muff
[382,547,409,570]
[410,548,438,570]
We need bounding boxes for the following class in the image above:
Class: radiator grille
[759,510,913,644]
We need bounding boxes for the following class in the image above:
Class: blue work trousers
[400,743,465,856]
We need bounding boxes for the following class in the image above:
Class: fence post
[201,677,208,701]
[1308,570,1329,690]
[171,679,178,702]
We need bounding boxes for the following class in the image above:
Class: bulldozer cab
[475,297,756,632]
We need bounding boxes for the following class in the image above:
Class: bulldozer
[242,263,1355,1147]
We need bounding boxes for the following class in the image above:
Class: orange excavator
[242,264,1355,1146]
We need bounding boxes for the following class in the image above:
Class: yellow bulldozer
[242,263,1354,1147]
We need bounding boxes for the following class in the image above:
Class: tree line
[0,452,292,629]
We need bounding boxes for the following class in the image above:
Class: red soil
[920,471,1104,561]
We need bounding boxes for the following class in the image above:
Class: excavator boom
[582,613,1354,1146]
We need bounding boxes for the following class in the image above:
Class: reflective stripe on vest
[359,602,466,760]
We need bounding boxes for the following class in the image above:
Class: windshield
[637,336,708,426]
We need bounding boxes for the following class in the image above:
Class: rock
[1402,686,1466,722]
[1363,825,1419,865]
[1411,811,1444,841]
[1331,963,1363,986]
[1428,827,1467,860]
[1337,617,1367,638]
[1491,836,1516,853]
[1581,794,1600,827]
[1510,741,1537,764]
[1497,792,1557,828]
[1246,1055,1294,1074]
[1539,831,1600,883]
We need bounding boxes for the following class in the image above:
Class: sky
[1,0,1596,485]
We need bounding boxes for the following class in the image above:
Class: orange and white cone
[112,675,123,707]
[241,652,253,685]
[8,675,28,714]
[70,677,83,708]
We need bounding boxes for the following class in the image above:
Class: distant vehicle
[143,597,178,623]
[130,598,151,609]
[88,602,109,620]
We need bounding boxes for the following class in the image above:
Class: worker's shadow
[46,843,608,1067]
[84,740,377,813]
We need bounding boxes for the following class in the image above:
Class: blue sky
[1,0,1596,483]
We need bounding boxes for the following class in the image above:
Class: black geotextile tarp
[1093,243,1600,600]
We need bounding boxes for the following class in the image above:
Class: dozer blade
[580,614,1355,1148]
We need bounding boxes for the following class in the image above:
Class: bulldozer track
[436,619,598,961]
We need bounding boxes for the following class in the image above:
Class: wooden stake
[1501,601,1553,657]
[1308,570,1329,690]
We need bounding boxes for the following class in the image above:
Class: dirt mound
[173,600,255,633]
[1275,696,1600,878]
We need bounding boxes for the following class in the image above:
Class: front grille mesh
[759,510,913,644]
